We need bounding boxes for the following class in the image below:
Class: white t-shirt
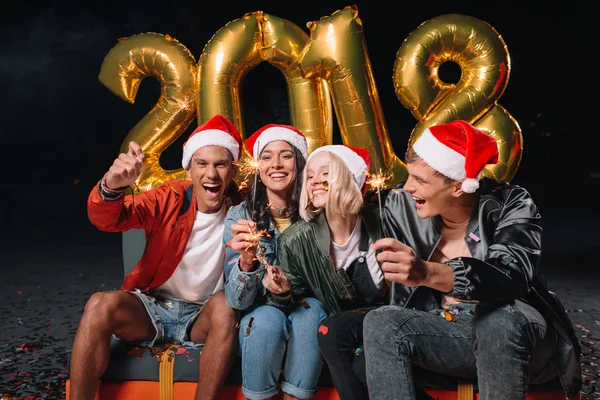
[330,218,385,290]
[154,205,226,305]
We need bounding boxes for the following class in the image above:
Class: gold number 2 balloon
[98,32,198,192]
[394,14,523,181]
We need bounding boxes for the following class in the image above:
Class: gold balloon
[393,14,522,181]
[98,32,198,192]
[197,11,332,187]
[297,5,408,185]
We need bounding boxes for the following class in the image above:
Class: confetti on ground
[0,226,598,399]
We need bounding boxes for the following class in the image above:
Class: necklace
[271,206,290,218]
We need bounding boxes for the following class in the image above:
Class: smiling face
[258,140,296,198]
[305,151,330,209]
[186,145,237,214]
[404,159,460,219]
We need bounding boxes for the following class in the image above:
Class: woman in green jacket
[268,144,389,400]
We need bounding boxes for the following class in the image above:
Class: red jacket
[88,179,238,291]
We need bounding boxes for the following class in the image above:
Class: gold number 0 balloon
[197,10,333,187]
[394,14,522,181]
[298,5,408,184]
[98,32,198,192]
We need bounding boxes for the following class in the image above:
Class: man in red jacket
[70,114,242,400]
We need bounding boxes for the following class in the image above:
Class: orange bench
[65,380,577,400]
[65,342,578,400]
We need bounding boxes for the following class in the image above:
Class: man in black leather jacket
[363,120,581,400]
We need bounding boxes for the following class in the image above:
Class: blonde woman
[269,145,389,400]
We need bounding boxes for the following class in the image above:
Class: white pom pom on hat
[411,120,499,193]
[181,114,243,168]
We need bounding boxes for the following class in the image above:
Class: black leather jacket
[380,177,581,399]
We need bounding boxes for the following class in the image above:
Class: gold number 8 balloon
[394,14,523,182]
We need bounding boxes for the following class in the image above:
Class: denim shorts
[113,289,204,348]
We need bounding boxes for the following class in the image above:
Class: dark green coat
[274,197,387,316]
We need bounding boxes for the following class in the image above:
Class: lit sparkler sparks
[235,157,263,183]
[367,168,393,289]
[366,168,392,224]
[243,226,272,270]
[366,168,392,192]
[161,89,200,127]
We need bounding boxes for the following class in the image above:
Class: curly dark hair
[244,146,306,232]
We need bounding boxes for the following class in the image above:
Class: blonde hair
[299,152,363,221]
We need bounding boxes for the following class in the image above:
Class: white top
[154,205,226,305]
[330,218,385,290]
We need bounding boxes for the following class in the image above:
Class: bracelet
[101,176,129,193]
[98,181,125,202]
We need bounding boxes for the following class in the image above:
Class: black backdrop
[0,1,588,216]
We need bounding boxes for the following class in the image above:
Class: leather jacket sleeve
[445,187,542,303]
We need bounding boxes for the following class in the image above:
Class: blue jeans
[239,297,327,400]
[113,289,203,348]
[364,301,559,400]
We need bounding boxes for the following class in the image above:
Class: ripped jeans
[364,301,559,400]
[113,289,203,348]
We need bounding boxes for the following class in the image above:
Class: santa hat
[181,114,243,168]
[245,124,309,160]
[307,145,371,190]
[411,120,499,193]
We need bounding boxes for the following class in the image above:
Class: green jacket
[275,198,388,315]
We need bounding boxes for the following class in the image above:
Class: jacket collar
[182,184,194,216]
[314,212,331,252]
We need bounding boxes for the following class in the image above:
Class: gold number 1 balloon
[297,5,408,184]
[394,14,522,181]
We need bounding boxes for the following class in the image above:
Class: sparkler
[366,167,392,231]
[366,167,393,289]
[244,226,272,270]
[234,143,263,217]
[162,88,200,128]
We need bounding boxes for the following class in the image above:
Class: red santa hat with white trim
[411,120,499,193]
[245,124,309,160]
[307,144,371,190]
[181,114,243,168]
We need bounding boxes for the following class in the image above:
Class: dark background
[0,3,598,400]
[0,1,593,227]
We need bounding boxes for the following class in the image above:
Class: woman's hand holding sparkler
[230,219,259,271]
[262,265,291,295]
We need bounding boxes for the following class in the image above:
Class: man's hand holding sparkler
[104,141,145,190]
[262,265,291,295]
[230,219,259,272]
[373,238,453,293]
